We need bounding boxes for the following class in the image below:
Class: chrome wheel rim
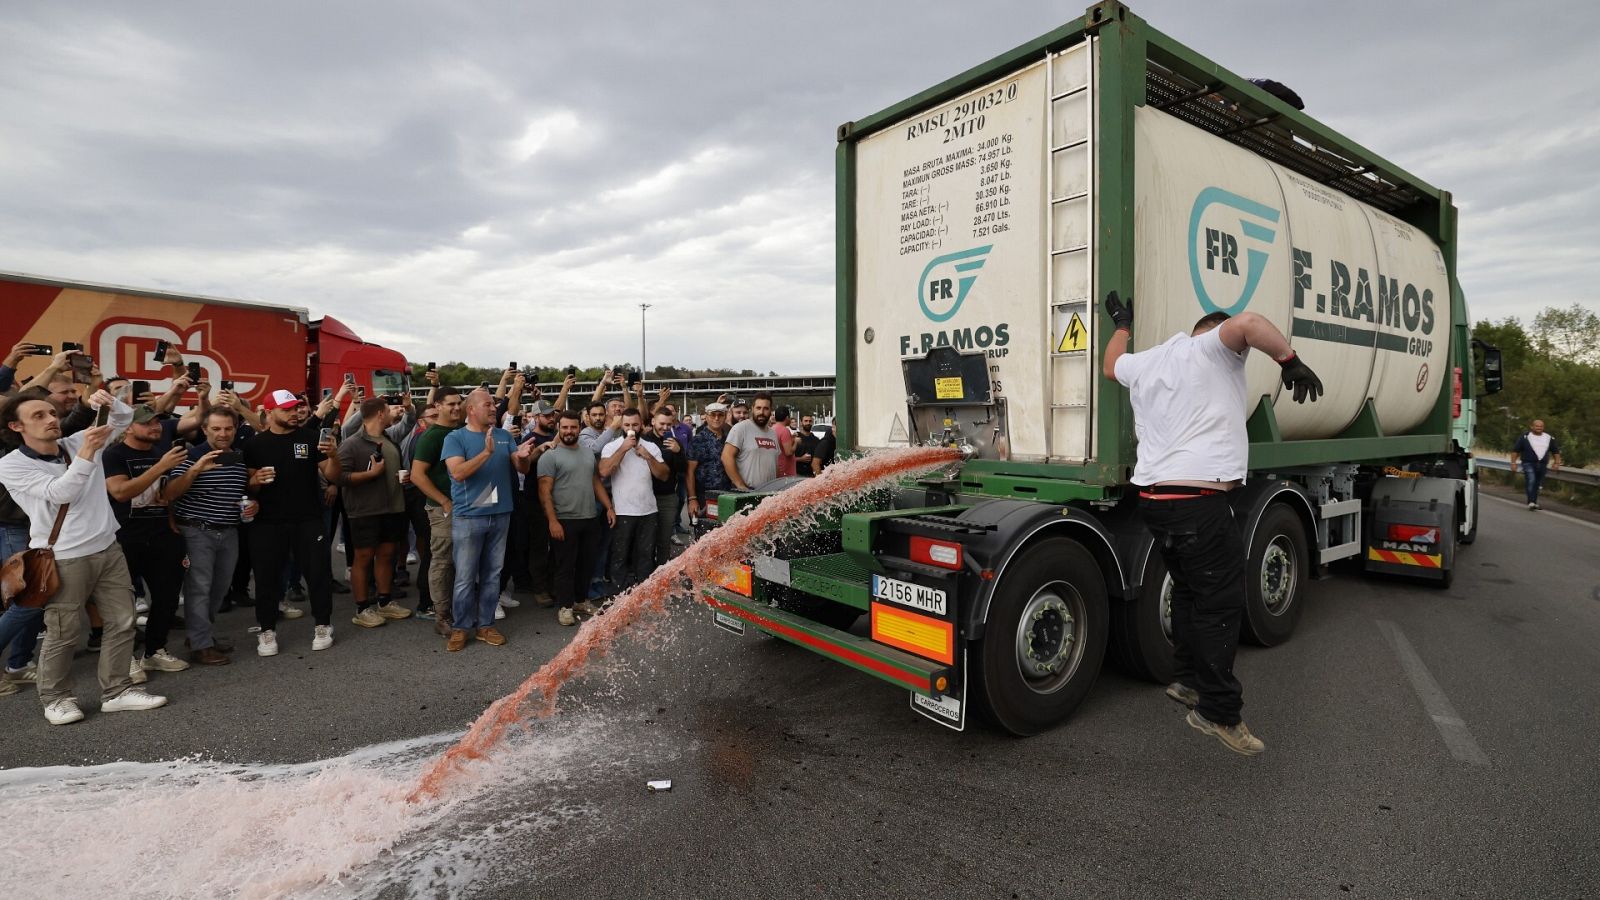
[1014,580,1087,694]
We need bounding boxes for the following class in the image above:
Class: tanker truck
[698,2,1504,735]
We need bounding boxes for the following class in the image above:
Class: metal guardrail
[1476,456,1600,487]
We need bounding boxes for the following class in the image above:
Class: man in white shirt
[1509,420,1562,510]
[0,387,169,725]
[1102,291,1322,756]
[598,408,668,593]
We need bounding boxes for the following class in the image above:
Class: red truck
[0,271,409,406]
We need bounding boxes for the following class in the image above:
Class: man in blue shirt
[442,389,534,651]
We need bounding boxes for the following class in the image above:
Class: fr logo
[1188,187,1281,316]
[918,245,993,323]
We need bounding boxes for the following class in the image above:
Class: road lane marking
[1376,620,1490,766]
[1482,492,1600,533]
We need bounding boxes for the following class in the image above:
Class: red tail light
[1387,524,1438,543]
[909,535,963,570]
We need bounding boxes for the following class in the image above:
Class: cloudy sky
[3,1,1594,374]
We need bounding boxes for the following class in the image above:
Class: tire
[972,537,1108,736]
[1108,543,1176,684]
[1459,478,1479,546]
[1241,504,1308,647]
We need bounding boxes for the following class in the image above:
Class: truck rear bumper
[700,586,953,698]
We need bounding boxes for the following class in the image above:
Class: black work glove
[1277,353,1324,403]
[1105,291,1133,331]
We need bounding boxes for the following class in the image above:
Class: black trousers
[525,497,553,595]
[402,487,431,609]
[1138,493,1247,726]
[504,490,532,590]
[230,522,253,595]
[250,518,334,630]
[118,528,186,656]
[550,517,601,609]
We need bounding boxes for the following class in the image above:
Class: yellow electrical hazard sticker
[934,377,964,399]
[1057,312,1088,352]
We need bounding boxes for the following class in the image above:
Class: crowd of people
[0,342,836,726]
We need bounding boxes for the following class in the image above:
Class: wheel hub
[1016,592,1075,677]
[1260,539,1296,614]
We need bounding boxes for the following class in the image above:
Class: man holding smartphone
[244,388,342,657]
[162,407,254,666]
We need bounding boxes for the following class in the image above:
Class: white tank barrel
[1134,107,1450,439]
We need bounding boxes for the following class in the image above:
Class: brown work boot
[433,620,452,637]
[476,626,507,646]
[446,629,468,652]
[1186,710,1265,756]
[190,647,231,667]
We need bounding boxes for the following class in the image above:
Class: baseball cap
[130,404,159,424]
[528,400,556,416]
[704,402,729,413]
[263,389,302,410]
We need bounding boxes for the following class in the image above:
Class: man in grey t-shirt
[721,392,780,490]
[537,410,615,625]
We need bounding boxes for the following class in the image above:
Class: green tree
[1532,304,1600,364]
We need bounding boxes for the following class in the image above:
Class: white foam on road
[1376,619,1491,767]
[0,719,614,899]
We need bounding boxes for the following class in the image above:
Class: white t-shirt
[1113,328,1249,486]
[600,435,663,517]
[1526,433,1552,460]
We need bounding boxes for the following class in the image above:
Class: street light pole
[640,302,652,379]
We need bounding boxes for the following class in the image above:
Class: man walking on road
[1101,292,1324,756]
[1510,420,1562,510]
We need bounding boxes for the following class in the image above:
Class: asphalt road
[3,492,1598,899]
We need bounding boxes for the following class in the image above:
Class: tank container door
[1046,38,1096,460]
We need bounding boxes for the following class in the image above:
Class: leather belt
[1138,486,1225,500]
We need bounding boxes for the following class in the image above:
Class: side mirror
[1482,346,1503,395]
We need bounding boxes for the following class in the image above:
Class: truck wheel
[1108,547,1176,684]
[1242,505,1307,647]
[973,537,1108,736]
[1459,479,1479,545]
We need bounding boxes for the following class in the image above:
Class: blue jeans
[0,524,44,670]
[1521,462,1547,505]
[451,512,510,630]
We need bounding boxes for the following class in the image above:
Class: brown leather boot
[446,629,468,652]
[189,647,231,666]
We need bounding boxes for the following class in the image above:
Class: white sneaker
[102,688,167,713]
[143,649,191,673]
[312,625,334,651]
[495,603,506,621]
[557,607,578,626]
[129,656,149,685]
[406,552,419,565]
[499,591,521,609]
[258,630,279,657]
[279,601,305,620]
[135,597,150,614]
[44,698,85,725]
[136,614,148,627]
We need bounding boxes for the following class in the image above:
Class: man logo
[1188,188,1280,316]
[918,245,993,323]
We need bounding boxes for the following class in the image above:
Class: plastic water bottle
[238,496,255,524]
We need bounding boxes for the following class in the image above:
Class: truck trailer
[0,271,410,408]
[699,2,1504,735]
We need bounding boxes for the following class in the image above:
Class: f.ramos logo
[918,245,993,322]
[1188,187,1280,316]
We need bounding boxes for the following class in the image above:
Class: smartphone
[220,380,233,391]
[62,341,83,353]
[153,339,169,362]
[319,427,334,444]
[131,380,151,399]
[321,387,333,399]
[186,362,202,382]
[95,404,111,427]
[565,365,577,377]
[383,394,402,404]
[343,372,355,385]
[215,450,244,466]
[29,343,53,356]
[427,361,437,371]
[509,361,518,371]
[480,382,491,390]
